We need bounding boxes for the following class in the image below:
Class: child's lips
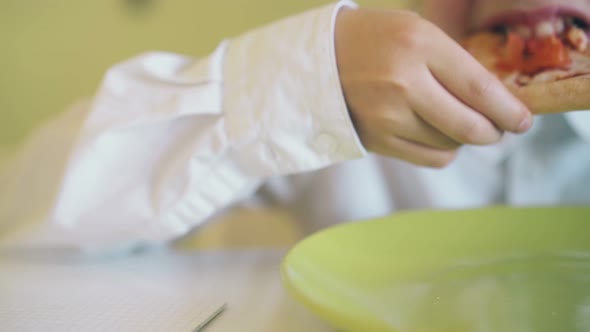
[477,5,590,35]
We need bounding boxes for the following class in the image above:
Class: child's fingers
[410,67,503,145]
[394,113,462,150]
[427,32,532,134]
[370,136,458,168]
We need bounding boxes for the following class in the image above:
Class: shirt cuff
[565,110,590,142]
[223,1,366,177]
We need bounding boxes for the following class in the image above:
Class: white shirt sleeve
[0,1,365,252]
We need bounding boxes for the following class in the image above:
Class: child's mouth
[463,6,590,112]
[471,6,590,78]
[481,6,590,45]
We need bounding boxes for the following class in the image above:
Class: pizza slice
[462,14,590,113]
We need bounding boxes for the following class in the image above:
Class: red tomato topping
[495,32,572,75]
[496,33,526,71]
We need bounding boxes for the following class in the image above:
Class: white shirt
[1,1,589,253]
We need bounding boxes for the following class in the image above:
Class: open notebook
[0,252,226,332]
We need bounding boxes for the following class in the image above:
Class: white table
[192,250,333,332]
[0,250,334,332]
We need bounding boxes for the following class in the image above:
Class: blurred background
[0,0,412,249]
[1,0,412,148]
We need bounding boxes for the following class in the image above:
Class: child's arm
[0,2,364,253]
[0,1,530,253]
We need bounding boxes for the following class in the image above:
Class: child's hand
[335,8,532,167]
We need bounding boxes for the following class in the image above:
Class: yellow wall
[0,0,412,146]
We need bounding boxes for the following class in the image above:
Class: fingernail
[516,112,533,133]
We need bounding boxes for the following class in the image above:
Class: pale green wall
[0,0,411,146]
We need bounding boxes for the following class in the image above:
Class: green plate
[282,206,590,332]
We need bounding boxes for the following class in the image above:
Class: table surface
[0,249,334,332]
[177,250,333,332]
[0,207,336,331]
